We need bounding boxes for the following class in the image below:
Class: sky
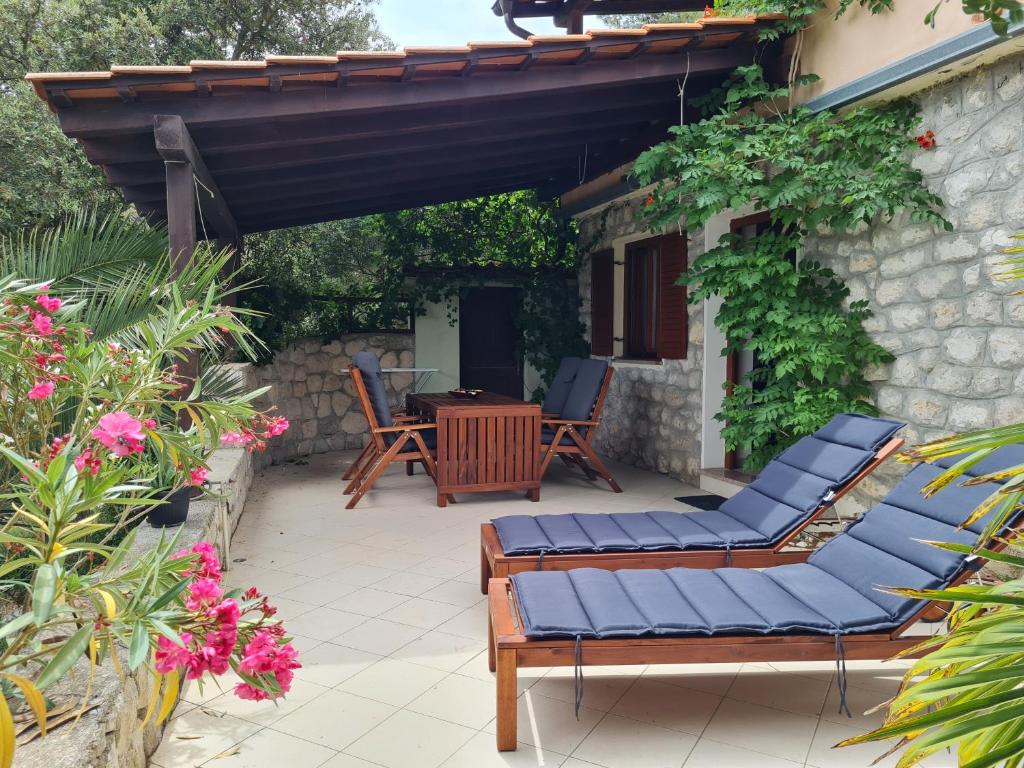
[374,0,563,48]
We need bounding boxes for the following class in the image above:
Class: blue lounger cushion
[511,445,1024,640]
[494,413,904,556]
[353,350,436,449]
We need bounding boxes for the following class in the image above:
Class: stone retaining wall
[13,366,260,768]
[253,333,415,464]
[15,434,257,768]
[577,196,707,483]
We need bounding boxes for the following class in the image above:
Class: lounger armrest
[373,422,437,434]
[543,419,599,427]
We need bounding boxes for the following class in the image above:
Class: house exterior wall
[794,0,977,103]
[803,52,1024,500]
[578,194,706,482]
[574,51,1024,498]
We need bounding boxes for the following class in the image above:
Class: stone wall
[253,333,415,464]
[575,53,1023,496]
[16,401,258,768]
[804,52,1024,500]
[577,195,707,483]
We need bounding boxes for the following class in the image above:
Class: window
[625,240,660,358]
[589,233,687,361]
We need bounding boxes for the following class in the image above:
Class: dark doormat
[675,494,728,511]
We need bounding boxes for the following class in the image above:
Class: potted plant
[142,445,209,527]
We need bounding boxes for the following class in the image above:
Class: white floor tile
[391,630,484,672]
[407,673,496,729]
[726,666,831,717]
[441,732,567,768]
[276,576,360,606]
[378,597,466,630]
[200,727,336,768]
[610,678,721,735]
[572,713,698,768]
[270,690,396,750]
[683,738,801,767]
[486,691,604,757]
[151,708,260,767]
[531,667,637,714]
[286,606,367,641]
[333,617,425,655]
[291,641,382,687]
[701,699,817,764]
[338,658,448,706]
[328,587,412,617]
[346,710,476,768]
[203,678,331,726]
[373,570,448,597]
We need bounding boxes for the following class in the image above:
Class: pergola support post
[156,113,240,411]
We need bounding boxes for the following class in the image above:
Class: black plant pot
[148,487,191,528]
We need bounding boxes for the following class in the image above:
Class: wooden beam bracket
[154,114,237,240]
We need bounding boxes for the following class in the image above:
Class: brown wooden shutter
[655,233,687,360]
[590,249,614,356]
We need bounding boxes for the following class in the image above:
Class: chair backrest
[718,413,904,542]
[351,351,394,431]
[542,357,583,415]
[560,358,610,424]
[807,443,1024,626]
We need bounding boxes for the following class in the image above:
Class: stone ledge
[14,444,256,768]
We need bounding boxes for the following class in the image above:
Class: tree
[0,0,388,234]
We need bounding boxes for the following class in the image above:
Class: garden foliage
[633,66,950,468]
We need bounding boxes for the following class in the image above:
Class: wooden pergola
[27,16,782,267]
[492,0,712,36]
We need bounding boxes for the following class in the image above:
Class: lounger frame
[487,574,948,751]
[479,437,904,592]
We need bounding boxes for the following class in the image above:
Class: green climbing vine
[633,65,951,469]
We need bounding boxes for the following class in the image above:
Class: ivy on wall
[633,65,951,469]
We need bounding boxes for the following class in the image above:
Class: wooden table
[406,392,542,507]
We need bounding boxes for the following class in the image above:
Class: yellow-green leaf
[4,674,46,736]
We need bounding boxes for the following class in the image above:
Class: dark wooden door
[459,287,523,399]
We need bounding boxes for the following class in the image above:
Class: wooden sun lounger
[486,575,938,751]
[479,436,904,592]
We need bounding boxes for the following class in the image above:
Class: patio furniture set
[342,352,620,509]
[341,352,1024,754]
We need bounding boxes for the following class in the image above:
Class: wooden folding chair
[539,361,620,493]
[343,361,448,509]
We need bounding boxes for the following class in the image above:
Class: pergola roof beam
[153,114,237,240]
[55,47,754,138]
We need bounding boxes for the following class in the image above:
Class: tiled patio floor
[152,451,953,768]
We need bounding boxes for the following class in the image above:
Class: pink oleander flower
[73,448,102,477]
[267,417,289,437]
[92,411,146,457]
[189,466,209,486]
[31,312,53,335]
[209,598,240,627]
[36,295,62,313]
[185,577,223,611]
[174,541,223,582]
[154,632,193,674]
[27,380,55,401]
[144,418,157,430]
[234,682,270,701]
[220,431,244,446]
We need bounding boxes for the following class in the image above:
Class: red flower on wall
[916,130,936,150]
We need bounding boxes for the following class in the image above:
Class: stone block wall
[16,432,257,768]
[577,195,706,483]
[574,53,1023,496]
[254,333,415,464]
[803,52,1024,498]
